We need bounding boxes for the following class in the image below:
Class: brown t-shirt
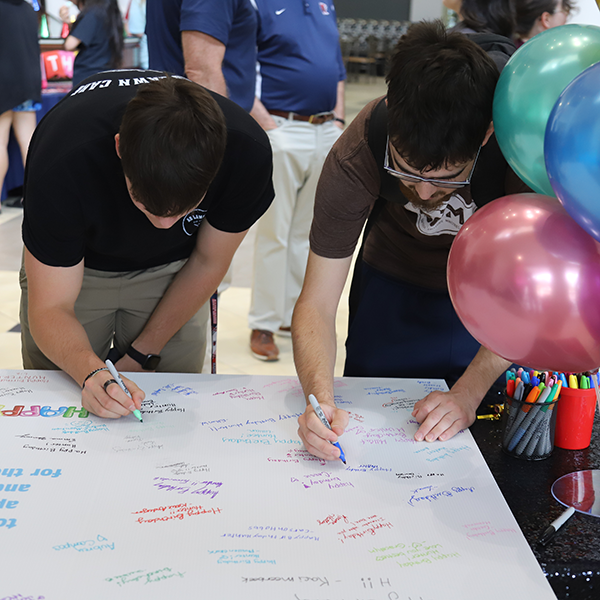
[310,98,526,291]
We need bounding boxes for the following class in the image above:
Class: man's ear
[482,121,495,146]
[540,11,553,30]
[114,133,121,159]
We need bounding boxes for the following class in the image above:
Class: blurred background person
[444,0,516,38]
[127,0,148,69]
[60,0,124,86]
[0,0,42,210]
[514,0,574,46]
[146,0,257,112]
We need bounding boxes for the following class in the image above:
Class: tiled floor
[0,77,388,376]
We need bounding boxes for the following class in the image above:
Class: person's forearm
[450,345,512,406]
[185,66,228,97]
[29,307,104,386]
[333,80,345,121]
[292,299,338,407]
[131,250,225,356]
[182,30,228,97]
[250,97,278,130]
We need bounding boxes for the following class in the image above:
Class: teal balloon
[493,24,600,196]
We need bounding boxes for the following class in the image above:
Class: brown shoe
[250,329,280,361]
[277,326,292,337]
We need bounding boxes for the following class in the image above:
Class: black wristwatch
[126,345,161,370]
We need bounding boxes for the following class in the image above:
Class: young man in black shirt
[20,71,274,418]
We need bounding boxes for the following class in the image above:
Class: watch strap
[126,345,160,370]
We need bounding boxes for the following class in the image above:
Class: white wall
[410,0,444,21]
[571,0,600,26]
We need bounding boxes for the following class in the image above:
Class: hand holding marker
[308,394,346,464]
[105,359,143,422]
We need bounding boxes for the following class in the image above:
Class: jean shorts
[12,99,42,112]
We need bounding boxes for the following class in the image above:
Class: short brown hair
[386,20,499,171]
[119,76,227,216]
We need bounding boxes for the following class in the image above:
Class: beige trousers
[19,259,208,373]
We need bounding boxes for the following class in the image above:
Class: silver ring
[103,379,118,393]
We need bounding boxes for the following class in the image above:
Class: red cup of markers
[554,387,597,450]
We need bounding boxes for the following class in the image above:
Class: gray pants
[19,259,208,373]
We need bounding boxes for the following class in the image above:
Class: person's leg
[11,110,37,167]
[248,117,305,358]
[0,111,13,193]
[19,260,117,369]
[283,121,342,328]
[344,262,480,381]
[114,260,208,373]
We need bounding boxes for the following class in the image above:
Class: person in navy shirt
[248,0,346,361]
[146,0,257,111]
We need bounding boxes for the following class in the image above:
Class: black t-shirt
[23,70,274,272]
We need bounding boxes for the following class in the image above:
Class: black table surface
[472,394,600,600]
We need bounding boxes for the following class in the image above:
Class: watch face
[143,355,161,371]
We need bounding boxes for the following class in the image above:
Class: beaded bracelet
[82,367,109,389]
[335,117,346,126]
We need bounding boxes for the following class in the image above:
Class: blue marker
[308,394,346,464]
[105,359,143,422]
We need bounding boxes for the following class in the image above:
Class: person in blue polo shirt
[248,0,346,361]
[146,0,257,112]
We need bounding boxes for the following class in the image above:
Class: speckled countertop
[472,398,600,600]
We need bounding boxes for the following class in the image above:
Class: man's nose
[414,181,438,201]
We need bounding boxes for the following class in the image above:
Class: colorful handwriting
[213,387,265,401]
[413,444,470,462]
[370,540,460,568]
[291,471,354,491]
[407,485,475,507]
[463,521,517,540]
[105,567,185,587]
[17,434,86,455]
[222,526,319,542]
[112,435,163,453]
[0,594,46,599]
[53,534,114,552]
[51,420,109,434]
[152,477,222,499]
[132,503,222,524]
[345,464,392,473]
[364,386,407,396]
[395,472,444,480]
[334,515,393,543]
[240,576,331,586]
[0,373,49,383]
[150,383,198,397]
[139,398,185,414]
[208,548,276,565]
[156,461,210,475]
[382,397,415,411]
[0,406,88,418]
[222,428,301,446]
[0,388,33,399]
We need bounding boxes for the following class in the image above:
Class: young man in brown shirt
[292,21,525,461]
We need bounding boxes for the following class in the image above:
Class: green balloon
[493,24,600,196]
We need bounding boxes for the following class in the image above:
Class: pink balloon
[448,194,600,372]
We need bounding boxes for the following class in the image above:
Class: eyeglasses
[384,136,481,190]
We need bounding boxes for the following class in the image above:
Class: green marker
[105,359,143,422]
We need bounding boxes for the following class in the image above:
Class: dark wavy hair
[75,0,124,68]
[457,0,516,38]
[386,20,499,171]
[119,76,228,217]
[515,0,574,37]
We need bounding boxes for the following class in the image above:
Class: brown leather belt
[268,110,335,125]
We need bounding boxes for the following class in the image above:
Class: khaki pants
[19,259,208,373]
